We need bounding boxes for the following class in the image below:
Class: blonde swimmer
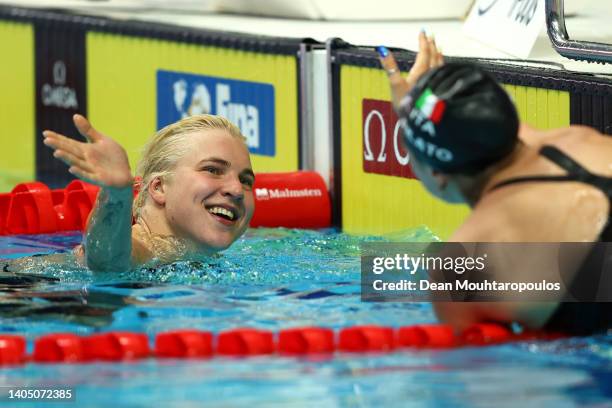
[43,114,255,272]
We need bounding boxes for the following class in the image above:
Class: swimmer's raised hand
[43,114,133,189]
[377,31,444,111]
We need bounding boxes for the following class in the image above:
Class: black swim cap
[398,63,519,174]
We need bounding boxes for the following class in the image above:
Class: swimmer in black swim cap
[399,61,522,205]
[378,32,612,335]
[398,63,519,175]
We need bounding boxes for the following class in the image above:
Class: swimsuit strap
[490,145,612,195]
[539,145,610,189]
[134,216,187,262]
[489,173,577,191]
[489,145,612,242]
[136,217,154,236]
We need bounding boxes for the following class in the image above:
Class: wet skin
[149,129,255,254]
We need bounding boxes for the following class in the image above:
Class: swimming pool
[0,228,610,407]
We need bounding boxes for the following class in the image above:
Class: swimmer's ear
[148,177,167,206]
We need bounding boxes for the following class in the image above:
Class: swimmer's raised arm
[43,115,135,272]
[378,31,444,112]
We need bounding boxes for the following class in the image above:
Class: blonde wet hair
[133,114,246,219]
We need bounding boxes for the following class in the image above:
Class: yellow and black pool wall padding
[0,5,309,190]
[327,38,352,230]
[571,89,612,135]
[34,13,87,189]
[485,61,611,136]
[330,44,612,238]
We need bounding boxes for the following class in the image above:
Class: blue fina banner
[157,70,276,157]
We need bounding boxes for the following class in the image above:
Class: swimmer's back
[522,124,612,175]
[447,125,612,333]
[465,125,612,243]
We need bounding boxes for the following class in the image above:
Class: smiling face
[160,129,255,253]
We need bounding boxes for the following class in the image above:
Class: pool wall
[331,47,611,238]
[0,19,35,192]
[0,5,611,238]
[0,6,304,191]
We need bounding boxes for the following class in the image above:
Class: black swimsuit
[490,145,612,335]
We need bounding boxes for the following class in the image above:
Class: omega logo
[363,109,410,166]
[362,99,417,179]
[53,61,66,85]
[41,60,78,110]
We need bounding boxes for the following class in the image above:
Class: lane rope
[0,324,564,365]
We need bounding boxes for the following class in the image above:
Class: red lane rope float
[0,335,26,365]
[461,323,513,346]
[397,324,457,348]
[0,324,565,366]
[0,181,99,235]
[55,180,100,232]
[82,332,150,361]
[278,327,335,354]
[6,182,58,235]
[0,172,331,235]
[33,333,84,363]
[338,326,395,352]
[0,192,10,235]
[217,329,275,356]
[155,330,213,358]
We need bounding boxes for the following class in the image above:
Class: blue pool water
[0,228,610,407]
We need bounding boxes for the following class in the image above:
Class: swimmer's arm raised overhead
[43,115,138,272]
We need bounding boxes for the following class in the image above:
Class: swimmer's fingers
[42,130,87,159]
[430,34,444,67]
[67,165,96,184]
[44,121,131,189]
[435,47,444,67]
[73,114,104,143]
[378,49,411,109]
[430,36,444,68]
[408,31,432,88]
[52,149,94,173]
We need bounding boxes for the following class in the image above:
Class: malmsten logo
[255,188,323,200]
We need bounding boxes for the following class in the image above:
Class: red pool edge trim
[0,324,566,366]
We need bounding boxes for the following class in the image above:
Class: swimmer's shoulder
[520,123,606,148]
[74,224,154,268]
[525,124,611,152]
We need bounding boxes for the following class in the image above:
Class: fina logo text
[255,188,323,200]
[41,60,78,110]
[173,80,260,149]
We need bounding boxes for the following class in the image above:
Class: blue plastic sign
[157,70,276,156]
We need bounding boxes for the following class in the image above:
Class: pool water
[0,228,610,407]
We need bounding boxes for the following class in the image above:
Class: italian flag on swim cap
[415,88,446,124]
